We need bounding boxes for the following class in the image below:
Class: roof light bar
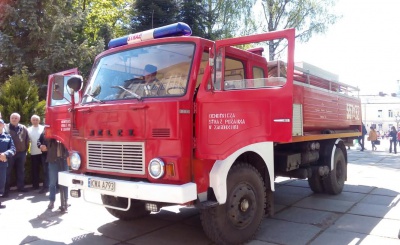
[108,22,192,49]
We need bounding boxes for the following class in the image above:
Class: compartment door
[195,29,295,160]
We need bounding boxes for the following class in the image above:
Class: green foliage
[131,0,179,32]
[0,0,341,101]
[203,0,257,40]
[33,7,104,83]
[75,0,132,46]
[0,69,45,125]
[261,0,340,60]
[178,0,208,37]
[0,0,104,97]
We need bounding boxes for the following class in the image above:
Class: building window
[378,110,382,118]
[388,110,393,118]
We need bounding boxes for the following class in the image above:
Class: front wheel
[323,147,347,195]
[101,195,150,220]
[200,163,266,245]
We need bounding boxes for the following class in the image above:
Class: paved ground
[0,140,399,245]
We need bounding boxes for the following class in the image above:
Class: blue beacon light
[108,22,192,49]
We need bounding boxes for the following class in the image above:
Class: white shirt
[27,125,44,155]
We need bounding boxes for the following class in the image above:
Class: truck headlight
[70,152,81,170]
[148,158,165,179]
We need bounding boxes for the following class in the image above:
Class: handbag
[373,140,380,145]
[367,136,370,141]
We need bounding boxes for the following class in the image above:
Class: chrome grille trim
[87,141,145,174]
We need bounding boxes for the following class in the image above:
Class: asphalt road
[0,140,399,245]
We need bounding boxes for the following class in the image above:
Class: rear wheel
[101,195,150,220]
[200,163,266,245]
[323,148,346,195]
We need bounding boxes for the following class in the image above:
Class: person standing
[368,126,378,151]
[27,115,46,191]
[41,138,69,212]
[389,126,397,154]
[0,119,16,208]
[397,128,400,148]
[37,129,49,194]
[3,113,29,196]
[359,122,367,151]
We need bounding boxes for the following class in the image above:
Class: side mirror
[67,75,83,95]
[52,75,65,100]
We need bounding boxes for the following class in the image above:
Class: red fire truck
[46,22,361,245]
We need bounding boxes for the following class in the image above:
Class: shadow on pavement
[9,150,400,245]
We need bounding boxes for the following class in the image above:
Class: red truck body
[46,23,361,245]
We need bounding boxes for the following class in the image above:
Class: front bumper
[58,171,197,204]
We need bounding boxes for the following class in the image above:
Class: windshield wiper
[111,85,142,101]
[82,93,105,104]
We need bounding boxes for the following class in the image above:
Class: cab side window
[224,58,245,90]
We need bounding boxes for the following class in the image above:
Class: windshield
[82,42,195,103]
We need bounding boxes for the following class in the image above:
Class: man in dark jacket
[3,112,29,196]
[389,126,397,154]
[40,136,69,212]
[0,119,16,208]
[37,129,49,194]
[359,123,367,151]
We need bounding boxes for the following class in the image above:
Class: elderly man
[0,119,16,207]
[27,115,47,193]
[2,113,29,197]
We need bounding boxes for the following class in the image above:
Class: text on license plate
[88,178,115,192]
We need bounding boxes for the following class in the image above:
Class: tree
[178,0,207,37]
[0,0,104,98]
[32,5,104,86]
[0,68,46,125]
[203,0,257,40]
[131,0,179,32]
[260,0,340,60]
[76,0,132,46]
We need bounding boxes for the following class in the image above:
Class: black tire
[101,195,150,220]
[200,163,266,245]
[323,148,347,195]
[308,172,325,193]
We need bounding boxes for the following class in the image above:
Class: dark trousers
[49,158,68,202]
[41,153,49,188]
[389,140,397,154]
[0,163,7,195]
[358,135,365,150]
[31,154,42,189]
[5,151,27,192]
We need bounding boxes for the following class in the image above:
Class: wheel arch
[331,139,347,169]
[319,138,347,170]
[209,142,274,204]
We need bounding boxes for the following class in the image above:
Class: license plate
[88,178,115,192]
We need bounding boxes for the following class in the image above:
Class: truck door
[45,68,80,148]
[195,29,295,160]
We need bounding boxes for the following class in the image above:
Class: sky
[293,0,400,95]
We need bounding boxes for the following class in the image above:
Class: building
[361,81,400,134]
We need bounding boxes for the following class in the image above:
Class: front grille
[87,141,145,174]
